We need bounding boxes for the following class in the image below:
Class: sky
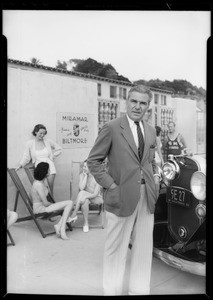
[3,10,211,89]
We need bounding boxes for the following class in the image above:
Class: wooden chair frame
[7,168,72,238]
[70,161,104,229]
[7,229,15,246]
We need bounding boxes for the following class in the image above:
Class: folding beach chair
[7,168,72,238]
[7,229,15,246]
[70,161,105,229]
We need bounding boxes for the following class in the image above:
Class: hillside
[134,79,206,102]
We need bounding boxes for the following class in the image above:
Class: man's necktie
[134,121,144,161]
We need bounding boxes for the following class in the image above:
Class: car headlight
[195,204,206,218]
[190,171,206,201]
[162,161,180,181]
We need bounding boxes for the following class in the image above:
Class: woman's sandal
[66,215,78,224]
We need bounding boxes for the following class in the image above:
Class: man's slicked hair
[128,85,153,103]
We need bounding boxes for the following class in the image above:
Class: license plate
[166,187,191,207]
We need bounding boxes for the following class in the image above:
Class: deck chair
[7,168,72,238]
[70,161,104,229]
[7,229,15,246]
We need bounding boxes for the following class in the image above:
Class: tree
[134,79,147,86]
[68,57,131,82]
[55,60,67,70]
[98,63,118,79]
[133,78,205,101]
[30,57,41,65]
[71,58,102,74]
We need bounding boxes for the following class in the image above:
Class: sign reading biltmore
[57,112,95,148]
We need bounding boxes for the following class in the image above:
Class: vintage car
[153,153,206,276]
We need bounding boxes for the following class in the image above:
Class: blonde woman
[68,160,103,233]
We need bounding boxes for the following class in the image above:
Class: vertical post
[14,190,19,212]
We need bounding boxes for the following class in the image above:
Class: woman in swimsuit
[16,124,62,196]
[30,162,73,240]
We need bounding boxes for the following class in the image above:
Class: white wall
[171,97,197,153]
[7,65,98,209]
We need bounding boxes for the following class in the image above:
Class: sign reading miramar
[57,112,95,148]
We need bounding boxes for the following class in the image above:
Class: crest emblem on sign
[73,124,80,136]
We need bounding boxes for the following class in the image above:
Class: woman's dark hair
[34,162,49,180]
[155,126,162,137]
[32,124,47,136]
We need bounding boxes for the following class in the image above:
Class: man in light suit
[87,85,160,295]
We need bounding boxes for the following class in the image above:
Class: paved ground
[6,213,206,296]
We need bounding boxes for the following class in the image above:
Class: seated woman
[67,160,103,233]
[30,162,73,240]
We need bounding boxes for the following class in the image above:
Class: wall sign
[57,112,95,148]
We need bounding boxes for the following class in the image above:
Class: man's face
[126,91,150,122]
[168,123,175,133]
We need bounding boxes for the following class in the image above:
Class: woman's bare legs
[47,174,55,196]
[69,190,90,219]
[81,199,90,227]
[59,201,73,239]
[45,200,73,240]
